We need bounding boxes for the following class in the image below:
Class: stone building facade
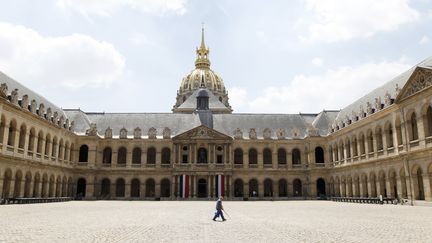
[0,29,431,204]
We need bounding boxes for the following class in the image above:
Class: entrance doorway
[316,178,326,197]
[197,179,207,198]
[76,178,86,198]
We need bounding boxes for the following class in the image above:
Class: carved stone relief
[163,127,171,139]
[105,127,113,139]
[134,127,141,139]
[233,128,243,139]
[148,127,157,139]
[263,128,272,139]
[249,128,257,139]
[120,128,128,139]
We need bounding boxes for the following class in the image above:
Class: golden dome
[173,27,231,112]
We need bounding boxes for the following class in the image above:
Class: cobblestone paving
[0,201,431,243]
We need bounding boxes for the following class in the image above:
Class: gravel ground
[0,200,431,243]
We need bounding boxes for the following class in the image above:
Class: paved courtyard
[0,201,431,243]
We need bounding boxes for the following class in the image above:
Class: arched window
[147,147,156,164]
[292,148,301,165]
[0,116,5,144]
[102,147,112,164]
[181,146,188,163]
[385,122,394,148]
[132,147,141,164]
[51,137,58,157]
[358,133,365,155]
[37,131,44,154]
[160,178,171,197]
[293,179,302,196]
[367,130,374,153]
[131,179,140,197]
[277,148,286,164]
[115,178,125,197]
[234,148,243,164]
[264,179,273,197]
[315,146,324,163]
[248,148,257,164]
[375,127,383,150]
[117,147,127,165]
[197,147,207,163]
[411,113,419,141]
[161,147,171,164]
[249,179,258,197]
[234,179,244,197]
[28,128,36,152]
[352,138,358,156]
[278,179,287,197]
[44,134,51,156]
[79,145,89,162]
[18,124,26,149]
[263,148,272,165]
[145,179,155,197]
[427,106,432,137]
[7,120,17,146]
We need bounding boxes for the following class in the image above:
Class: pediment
[173,125,232,141]
[396,67,432,102]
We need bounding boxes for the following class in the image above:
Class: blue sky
[0,0,431,113]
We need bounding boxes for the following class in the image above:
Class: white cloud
[228,87,248,110]
[419,35,430,45]
[56,0,187,16]
[312,57,323,67]
[0,22,125,89]
[235,61,411,113]
[302,0,419,42]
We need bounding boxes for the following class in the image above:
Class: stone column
[110,181,116,198]
[272,150,277,169]
[140,181,146,199]
[0,178,3,198]
[19,181,26,197]
[386,178,392,198]
[188,175,193,198]
[155,182,161,198]
[423,174,432,201]
[274,180,279,198]
[171,175,176,199]
[359,180,364,197]
[258,180,264,198]
[207,175,211,198]
[126,148,132,168]
[125,182,131,199]
[258,151,263,169]
[86,180,94,199]
[156,151,161,168]
[244,182,249,198]
[8,179,15,198]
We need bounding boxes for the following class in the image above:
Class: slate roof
[0,71,67,118]
[335,57,432,125]
[64,110,339,138]
[175,88,231,113]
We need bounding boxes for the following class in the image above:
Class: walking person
[212,196,226,221]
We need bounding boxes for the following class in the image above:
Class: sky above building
[0,0,431,113]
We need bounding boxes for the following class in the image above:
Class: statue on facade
[21,95,29,110]
[105,127,112,139]
[11,89,19,105]
[120,128,128,139]
[163,127,171,139]
[30,99,37,113]
[276,128,286,139]
[86,123,98,136]
[148,127,157,139]
[134,127,141,139]
[263,128,272,139]
[0,83,8,98]
[249,128,257,139]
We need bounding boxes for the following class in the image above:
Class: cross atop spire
[195,25,210,69]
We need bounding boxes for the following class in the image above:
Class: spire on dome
[195,26,210,69]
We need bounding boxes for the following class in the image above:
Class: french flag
[216,175,225,197]
[179,175,189,198]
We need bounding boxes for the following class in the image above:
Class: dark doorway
[249,179,258,197]
[76,178,86,198]
[264,179,273,197]
[293,179,302,196]
[234,179,244,197]
[131,179,140,198]
[197,178,207,197]
[317,178,326,197]
[116,178,125,197]
[278,179,288,197]
[101,179,110,197]
[145,179,155,197]
[160,179,171,197]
